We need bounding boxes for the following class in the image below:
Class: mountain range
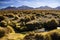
[1,5,60,10]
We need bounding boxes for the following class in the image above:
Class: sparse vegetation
[0,10,60,40]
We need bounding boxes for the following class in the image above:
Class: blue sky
[0,0,60,9]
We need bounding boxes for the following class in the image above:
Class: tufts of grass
[0,27,5,38]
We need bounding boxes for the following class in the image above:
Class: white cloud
[0,0,60,9]
[21,0,60,8]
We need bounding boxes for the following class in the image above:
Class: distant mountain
[55,6,60,10]
[18,5,34,9]
[2,6,17,10]
[1,5,60,10]
[36,6,54,10]
[1,5,34,10]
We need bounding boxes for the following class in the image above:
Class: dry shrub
[0,16,5,22]
[24,33,44,40]
[42,19,58,31]
[6,26,15,33]
[49,29,60,40]
[0,27,5,38]
[0,25,15,35]
[24,29,60,40]
[50,32,60,40]
[0,22,7,27]
[35,34,44,40]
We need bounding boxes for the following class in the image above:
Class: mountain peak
[18,5,33,9]
[36,6,53,10]
[55,6,60,10]
[6,6,16,8]
[2,6,17,10]
[20,5,29,7]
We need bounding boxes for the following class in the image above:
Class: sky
[0,0,60,9]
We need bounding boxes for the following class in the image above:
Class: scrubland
[0,10,60,40]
